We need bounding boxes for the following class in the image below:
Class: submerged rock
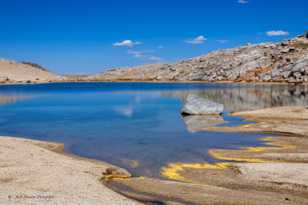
[102,167,131,181]
[181,94,224,115]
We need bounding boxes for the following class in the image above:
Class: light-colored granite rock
[97,36,308,83]
[181,94,224,115]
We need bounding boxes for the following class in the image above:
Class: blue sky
[0,0,307,74]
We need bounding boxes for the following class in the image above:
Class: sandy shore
[0,136,140,205]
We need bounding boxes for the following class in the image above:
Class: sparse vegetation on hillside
[20,61,49,72]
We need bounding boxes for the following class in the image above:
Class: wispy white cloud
[217,39,229,44]
[266,30,289,37]
[186,35,206,44]
[157,45,164,49]
[148,56,163,61]
[127,50,147,58]
[238,0,248,4]
[113,40,141,47]
[127,50,154,58]
[127,49,163,62]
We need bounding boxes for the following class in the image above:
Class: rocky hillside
[95,36,308,83]
[1,35,308,84]
[0,60,62,84]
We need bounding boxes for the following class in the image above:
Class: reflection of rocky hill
[0,94,27,105]
[161,85,308,112]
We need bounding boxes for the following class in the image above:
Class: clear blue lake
[0,82,307,178]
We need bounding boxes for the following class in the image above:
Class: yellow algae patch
[161,162,229,181]
[209,137,297,163]
[208,149,268,163]
[161,136,299,181]
[245,146,267,152]
[261,137,296,150]
[242,124,253,128]
[260,137,274,142]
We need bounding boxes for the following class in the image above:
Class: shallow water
[0,82,307,178]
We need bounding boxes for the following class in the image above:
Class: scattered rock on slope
[97,35,308,83]
[1,33,308,84]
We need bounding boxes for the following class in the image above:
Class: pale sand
[231,106,308,120]
[0,136,140,205]
[0,60,62,83]
[237,162,308,186]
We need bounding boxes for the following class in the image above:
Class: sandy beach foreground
[0,137,139,205]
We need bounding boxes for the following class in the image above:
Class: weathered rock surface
[181,94,224,115]
[0,136,139,205]
[96,36,308,83]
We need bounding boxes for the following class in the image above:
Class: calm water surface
[0,82,307,178]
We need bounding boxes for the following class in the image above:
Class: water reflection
[162,84,308,112]
[0,94,28,105]
[114,105,134,117]
[182,115,225,133]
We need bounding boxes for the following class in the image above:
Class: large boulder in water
[181,94,224,115]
